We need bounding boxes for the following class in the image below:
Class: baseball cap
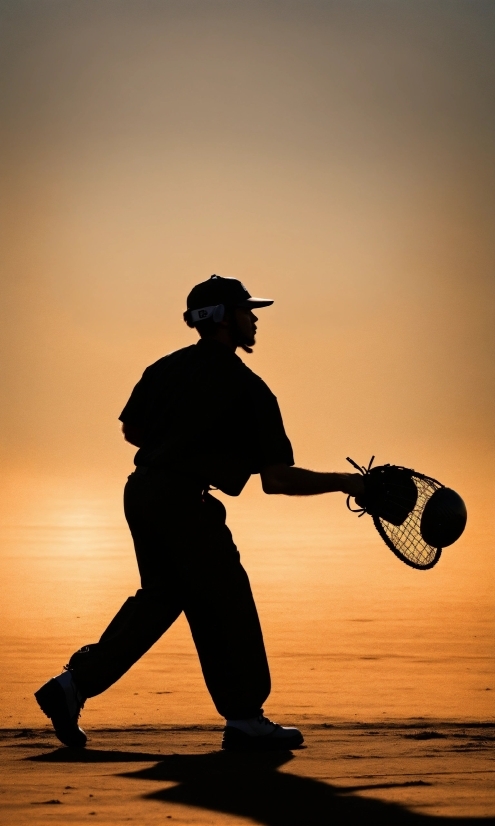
[185,275,273,325]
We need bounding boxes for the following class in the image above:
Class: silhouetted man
[35,275,364,751]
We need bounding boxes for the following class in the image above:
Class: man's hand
[340,473,365,498]
[261,464,365,497]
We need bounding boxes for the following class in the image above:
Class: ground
[1,721,493,825]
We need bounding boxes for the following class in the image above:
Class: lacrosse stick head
[346,457,466,570]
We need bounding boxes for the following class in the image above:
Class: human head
[184,274,273,352]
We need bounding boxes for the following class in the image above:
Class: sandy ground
[1,721,493,825]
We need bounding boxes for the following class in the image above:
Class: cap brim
[240,297,274,308]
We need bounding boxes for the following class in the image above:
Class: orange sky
[0,0,493,489]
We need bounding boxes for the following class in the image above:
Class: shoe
[35,670,87,748]
[222,712,304,751]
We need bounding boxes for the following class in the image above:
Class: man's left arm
[261,463,364,497]
[251,379,364,498]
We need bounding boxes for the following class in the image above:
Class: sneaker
[35,670,87,748]
[222,712,304,751]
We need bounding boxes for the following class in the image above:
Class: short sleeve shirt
[119,339,294,479]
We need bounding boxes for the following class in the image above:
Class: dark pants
[68,470,271,720]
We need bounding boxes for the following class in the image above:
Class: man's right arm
[261,463,364,498]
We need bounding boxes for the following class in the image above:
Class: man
[35,275,364,751]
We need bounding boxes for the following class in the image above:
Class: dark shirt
[119,339,294,494]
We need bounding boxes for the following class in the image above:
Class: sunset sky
[0,1,493,727]
[1,0,493,477]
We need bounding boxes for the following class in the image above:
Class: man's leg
[183,493,303,750]
[35,585,181,747]
[70,471,188,697]
[68,586,182,698]
[185,553,271,720]
[35,471,185,745]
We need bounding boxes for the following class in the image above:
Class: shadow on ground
[30,747,492,825]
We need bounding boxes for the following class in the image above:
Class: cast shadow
[29,747,165,763]
[30,747,491,825]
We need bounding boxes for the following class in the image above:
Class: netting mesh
[374,473,443,569]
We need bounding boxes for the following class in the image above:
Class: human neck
[208,329,237,352]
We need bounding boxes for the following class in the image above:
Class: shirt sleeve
[251,382,294,470]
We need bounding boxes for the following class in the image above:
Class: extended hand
[339,473,365,498]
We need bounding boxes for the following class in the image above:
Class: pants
[68,469,271,720]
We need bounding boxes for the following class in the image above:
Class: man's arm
[261,463,364,497]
